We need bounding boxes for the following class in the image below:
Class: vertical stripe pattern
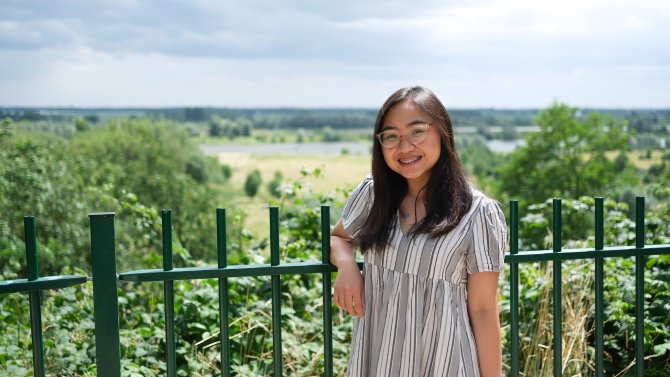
[341,175,507,377]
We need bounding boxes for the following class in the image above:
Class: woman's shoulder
[346,173,374,201]
[468,187,504,215]
[353,173,374,192]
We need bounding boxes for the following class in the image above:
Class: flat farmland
[213,152,372,238]
[218,152,371,193]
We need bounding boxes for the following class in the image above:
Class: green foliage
[67,118,227,261]
[75,117,92,132]
[320,126,341,142]
[0,118,231,276]
[1,104,669,376]
[184,108,206,122]
[0,118,12,141]
[499,196,670,375]
[456,134,501,192]
[266,171,283,198]
[209,117,253,139]
[0,130,90,277]
[500,125,518,141]
[221,164,233,181]
[244,170,262,198]
[499,104,636,204]
[0,169,353,376]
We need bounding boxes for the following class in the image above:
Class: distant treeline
[1,107,669,133]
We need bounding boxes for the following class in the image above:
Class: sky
[0,0,668,108]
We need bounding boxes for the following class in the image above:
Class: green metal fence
[1,197,669,376]
[0,217,87,377]
[93,206,338,377]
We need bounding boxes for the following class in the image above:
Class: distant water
[200,139,524,156]
[486,139,526,153]
[200,142,370,155]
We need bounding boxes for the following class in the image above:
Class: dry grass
[604,150,665,170]
[217,152,371,193]
[215,152,371,238]
[519,260,595,377]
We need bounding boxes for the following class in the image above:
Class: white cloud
[0,0,668,107]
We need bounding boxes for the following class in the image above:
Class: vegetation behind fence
[1,104,669,376]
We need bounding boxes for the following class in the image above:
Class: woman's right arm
[331,219,365,317]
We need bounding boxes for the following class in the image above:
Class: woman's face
[379,100,442,188]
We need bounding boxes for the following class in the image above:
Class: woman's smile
[398,156,422,165]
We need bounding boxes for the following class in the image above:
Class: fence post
[24,216,45,377]
[321,205,333,377]
[269,207,283,376]
[635,197,645,376]
[509,201,519,377]
[552,199,563,377]
[89,212,121,377]
[594,198,605,377]
[217,208,231,377]
[162,209,177,377]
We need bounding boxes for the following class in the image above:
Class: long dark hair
[357,86,473,252]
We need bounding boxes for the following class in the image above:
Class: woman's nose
[397,135,415,152]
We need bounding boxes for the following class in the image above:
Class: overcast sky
[1,0,668,108]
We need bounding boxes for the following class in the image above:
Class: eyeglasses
[376,123,432,149]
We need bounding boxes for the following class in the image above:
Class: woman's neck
[406,176,429,199]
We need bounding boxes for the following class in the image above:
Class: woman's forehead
[382,101,430,129]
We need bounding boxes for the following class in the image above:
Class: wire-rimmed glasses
[376,123,432,149]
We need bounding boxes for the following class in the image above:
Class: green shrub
[244,170,262,198]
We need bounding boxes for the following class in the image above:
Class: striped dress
[341,175,507,377]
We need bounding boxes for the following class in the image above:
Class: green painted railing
[97,206,340,377]
[505,197,668,377]
[1,197,669,376]
[0,217,87,377]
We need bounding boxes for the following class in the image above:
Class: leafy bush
[244,170,262,198]
[266,171,283,198]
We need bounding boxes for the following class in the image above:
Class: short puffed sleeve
[466,197,508,274]
[341,174,374,238]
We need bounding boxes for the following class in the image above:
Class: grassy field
[618,149,666,170]
[215,152,372,238]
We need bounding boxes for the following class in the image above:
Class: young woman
[330,86,506,377]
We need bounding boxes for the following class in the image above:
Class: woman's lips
[398,156,422,165]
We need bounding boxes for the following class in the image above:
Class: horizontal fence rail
[506,197,670,377]
[0,217,87,377]
[89,206,342,377]
[1,196,669,376]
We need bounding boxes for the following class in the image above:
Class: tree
[266,171,283,198]
[221,164,233,181]
[237,117,253,137]
[184,107,206,122]
[500,125,518,141]
[498,103,635,204]
[75,117,91,132]
[209,119,224,137]
[0,118,12,141]
[244,170,262,197]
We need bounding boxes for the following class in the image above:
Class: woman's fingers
[344,291,356,315]
[351,295,363,317]
[333,263,365,317]
[334,287,364,317]
[356,285,366,316]
[347,289,364,317]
